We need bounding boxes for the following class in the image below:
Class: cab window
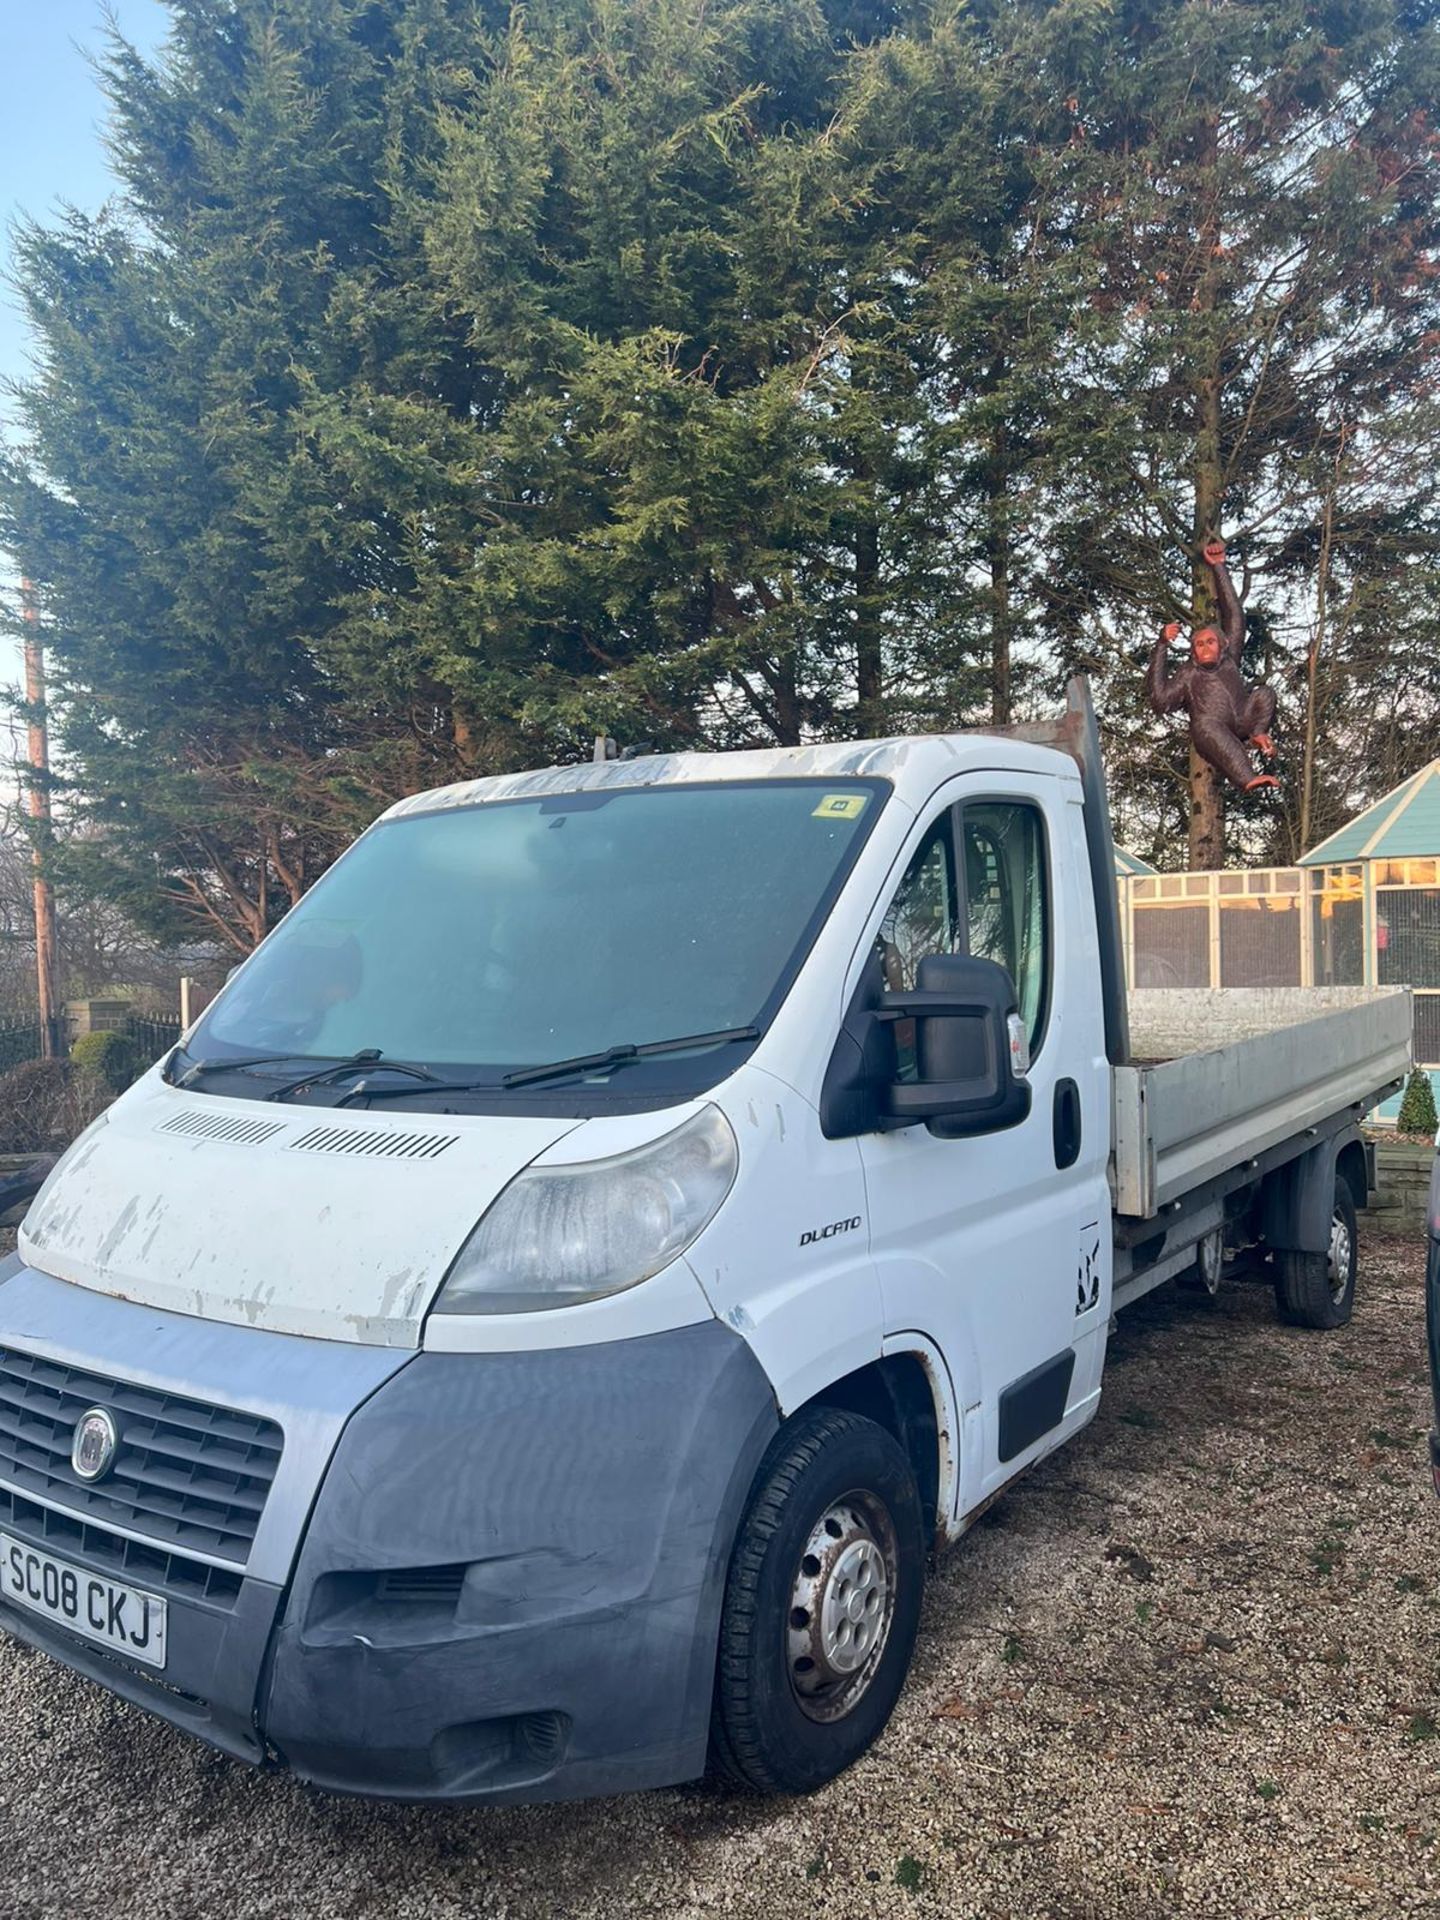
[962,802,1049,1051]
[876,816,960,993]
[877,799,1049,1081]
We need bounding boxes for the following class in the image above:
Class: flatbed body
[1116,986,1410,1218]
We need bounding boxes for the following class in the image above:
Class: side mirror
[880,952,1032,1138]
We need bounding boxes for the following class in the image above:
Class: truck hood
[18,1079,582,1347]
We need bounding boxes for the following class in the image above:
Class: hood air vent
[289,1125,457,1161]
[159,1111,287,1146]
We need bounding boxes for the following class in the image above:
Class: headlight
[434,1104,738,1315]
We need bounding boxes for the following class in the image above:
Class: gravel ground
[1,1226,1438,1919]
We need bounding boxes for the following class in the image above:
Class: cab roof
[380,732,1076,824]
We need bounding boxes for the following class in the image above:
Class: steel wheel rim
[786,1490,898,1724]
[1328,1205,1353,1305]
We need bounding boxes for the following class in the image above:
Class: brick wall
[1365,1140,1435,1232]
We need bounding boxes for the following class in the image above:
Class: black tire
[710,1406,925,1796]
[1275,1178,1358,1329]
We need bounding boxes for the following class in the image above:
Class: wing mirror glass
[880,953,1033,1138]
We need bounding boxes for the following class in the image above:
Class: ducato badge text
[799,1216,863,1248]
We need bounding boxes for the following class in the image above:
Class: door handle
[1053,1079,1082,1170]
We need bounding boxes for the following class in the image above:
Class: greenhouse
[1120,759,1440,1071]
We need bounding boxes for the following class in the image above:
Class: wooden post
[1189,111,1227,873]
[20,580,60,1060]
[180,975,194,1030]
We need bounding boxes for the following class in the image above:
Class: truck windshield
[186,778,885,1098]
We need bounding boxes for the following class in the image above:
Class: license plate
[0,1533,167,1668]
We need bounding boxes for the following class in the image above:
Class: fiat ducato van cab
[0,684,1408,1802]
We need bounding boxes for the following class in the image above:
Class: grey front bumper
[0,1259,778,1803]
[264,1322,778,1801]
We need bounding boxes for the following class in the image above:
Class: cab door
[856,773,1111,1517]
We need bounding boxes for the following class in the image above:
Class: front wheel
[1275,1178,1358,1329]
[710,1406,925,1795]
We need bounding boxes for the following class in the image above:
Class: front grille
[0,1347,282,1566]
[0,1485,242,1608]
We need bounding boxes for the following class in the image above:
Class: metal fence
[0,1018,43,1072]
[124,1012,183,1065]
[1122,858,1440,1066]
[0,1009,182,1075]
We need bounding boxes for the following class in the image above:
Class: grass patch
[895,1856,924,1894]
[1311,1537,1344,1575]
[1311,1516,1356,1574]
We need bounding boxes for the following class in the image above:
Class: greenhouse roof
[1300,759,1440,865]
[1114,845,1159,877]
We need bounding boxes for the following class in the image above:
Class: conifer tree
[3,0,1439,948]
[1005,0,1440,865]
[1,0,486,949]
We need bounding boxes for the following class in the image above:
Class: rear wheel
[1275,1178,1358,1329]
[710,1407,925,1795]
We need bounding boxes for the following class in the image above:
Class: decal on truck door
[1076,1221,1102,1315]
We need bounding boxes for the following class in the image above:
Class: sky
[0,1,171,397]
[0,0,171,711]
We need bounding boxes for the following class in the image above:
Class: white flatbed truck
[0,681,1409,1801]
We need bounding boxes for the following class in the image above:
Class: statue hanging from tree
[1146,535,1278,793]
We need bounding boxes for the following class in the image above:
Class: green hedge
[1397,1068,1438,1137]
[70,1030,140,1095]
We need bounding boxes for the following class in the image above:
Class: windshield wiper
[332,1078,484,1107]
[171,1029,759,1104]
[324,1026,762,1106]
[500,1026,761,1090]
[263,1050,446,1103]
[166,1050,307,1089]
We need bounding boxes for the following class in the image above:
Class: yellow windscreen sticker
[812,793,868,821]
